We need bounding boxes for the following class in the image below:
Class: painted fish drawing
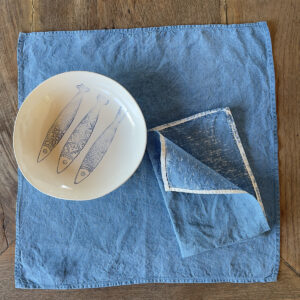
[57,95,109,173]
[37,83,90,163]
[74,107,125,184]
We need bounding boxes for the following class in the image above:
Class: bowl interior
[13,72,147,200]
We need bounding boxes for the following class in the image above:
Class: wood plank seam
[0,200,8,254]
[281,256,300,277]
[220,0,228,24]
[224,0,228,24]
[31,0,34,32]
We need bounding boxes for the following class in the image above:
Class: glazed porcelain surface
[13,71,147,200]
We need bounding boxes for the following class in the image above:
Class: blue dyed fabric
[16,22,279,289]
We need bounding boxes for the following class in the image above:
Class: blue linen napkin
[15,22,279,289]
[147,108,270,258]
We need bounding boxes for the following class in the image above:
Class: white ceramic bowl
[13,71,147,200]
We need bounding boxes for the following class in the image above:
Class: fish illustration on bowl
[37,83,90,163]
[74,107,125,184]
[57,95,109,174]
[37,84,125,185]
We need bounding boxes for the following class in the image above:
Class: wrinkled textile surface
[147,108,270,258]
[16,22,279,289]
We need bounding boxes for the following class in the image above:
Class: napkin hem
[263,22,280,281]
[14,171,23,286]
[18,21,268,37]
[15,273,277,289]
[15,33,26,286]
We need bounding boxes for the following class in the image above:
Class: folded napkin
[16,22,279,289]
[147,108,270,258]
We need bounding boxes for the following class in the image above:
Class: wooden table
[0,0,299,299]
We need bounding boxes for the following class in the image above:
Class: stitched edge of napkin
[14,21,280,288]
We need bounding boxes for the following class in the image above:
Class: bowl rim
[13,70,147,200]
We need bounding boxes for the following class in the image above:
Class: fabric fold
[158,133,247,193]
[147,108,270,258]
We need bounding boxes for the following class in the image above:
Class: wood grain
[0,0,31,254]
[32,0,221,31]
[0,0,299,298]
[226,0,300,274]
[0,244,299,300]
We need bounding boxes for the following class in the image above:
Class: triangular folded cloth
[147,108,270,258]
